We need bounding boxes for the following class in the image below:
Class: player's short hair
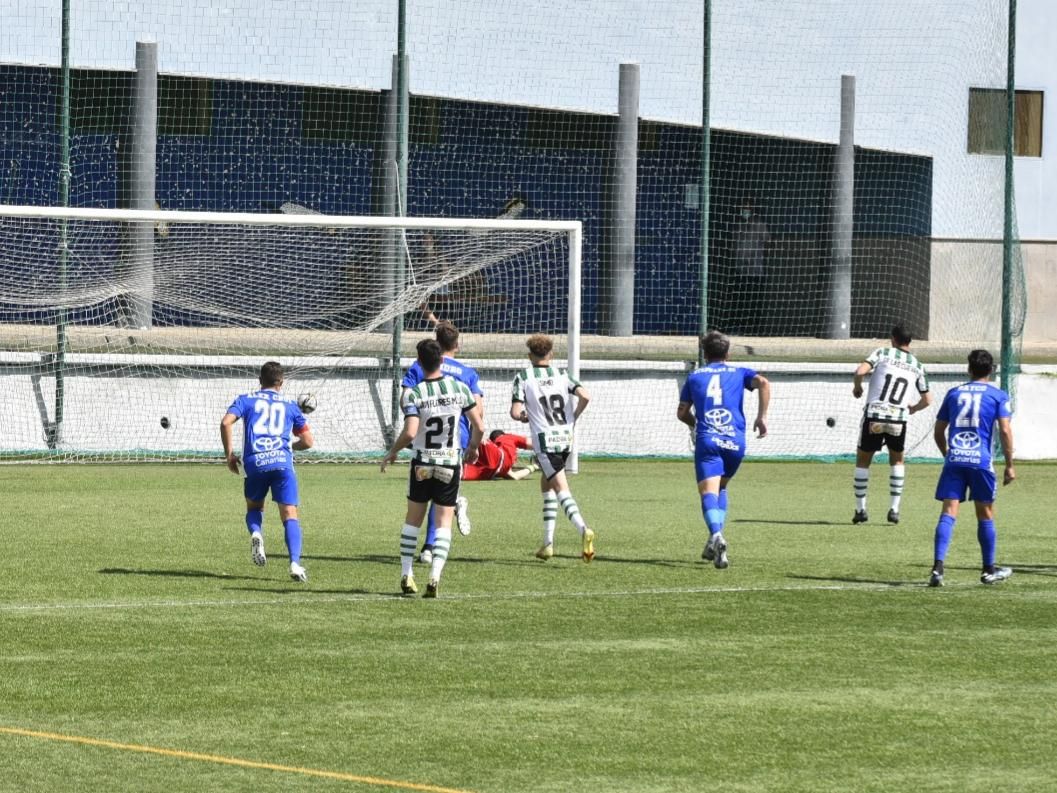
[890,324,912,346]
[700,331,730,362]
[417,338,444,372]
[527,334,553,359]
[968,349,994,379]
[259,361,284,387]
[488,429,505,443]
[435,321,460,352]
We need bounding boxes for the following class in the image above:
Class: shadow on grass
[731,519,843,526]
[224,585,377,596]
[786,573,921,587]
[99,567,263,582]
[305,553,543,569]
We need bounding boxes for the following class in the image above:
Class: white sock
[430,526,452,581]
[557,489,587,533]
[542,492,557,546]
[890,464,905,512]
[854,467,870,511]
[400,523,419,577]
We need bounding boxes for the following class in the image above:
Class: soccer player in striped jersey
[678,331,769,567]
[510,334,595,562]
[383,339,484,598]
[928,349,1016,586]
[221,361,315,583]
[402,321,482,561]
[851,324,932,525]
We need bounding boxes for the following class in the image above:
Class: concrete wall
[929,239,1057,346]
[3,357,1053,460]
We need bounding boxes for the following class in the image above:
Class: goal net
[0,207,581,461]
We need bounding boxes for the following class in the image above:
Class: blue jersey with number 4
[937,381,1011,470]
[226,389,308,475]
[680,363,758,442]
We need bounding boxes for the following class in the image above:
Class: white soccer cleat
[456,496,472,536]
[419,548,434,565]
[710,533,729,569]
[980,566,1012,585]
[250,532,266,567]
[289,562,308,583]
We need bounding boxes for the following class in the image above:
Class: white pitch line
[0,580,958,614]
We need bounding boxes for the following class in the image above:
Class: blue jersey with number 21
[680,363,758,443]
[226,389,308,475]
[937,382,1011,470]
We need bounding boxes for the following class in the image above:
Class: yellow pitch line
[0,726,475,793]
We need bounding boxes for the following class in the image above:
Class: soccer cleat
[928,570,944,587]
[535,544,554,560]
[581,528,596,563]
[250,532,266,567]
[400,574,418,595]
[980,567,1013,585]
[711,533,729,569]
[887,509,900,524]
[423,579,439,599]
[419,547,433,565]
[455,496,472,536]
[702,538,716,562]
[289,562,308,583]
[852,510,868,525]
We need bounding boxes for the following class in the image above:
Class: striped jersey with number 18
[401,376,477,466]
[512,365,582,453]
[863,346,929,422]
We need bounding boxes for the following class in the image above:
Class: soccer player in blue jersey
[401,321,482,562]
[677,331,770,567]
[928,349,1016,587]
[221,361,315,583]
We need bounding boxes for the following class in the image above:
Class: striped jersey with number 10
[512,365,582,453]
[401,376,477,466]
[863,347,929,423]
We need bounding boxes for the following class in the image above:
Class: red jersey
[463,433,530,480]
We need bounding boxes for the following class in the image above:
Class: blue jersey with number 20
[937,381,1011,470]
[226,389,308,475]
[680,363,758,443]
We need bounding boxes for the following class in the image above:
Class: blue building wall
[0,64,933,337]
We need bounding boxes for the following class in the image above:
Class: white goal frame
[0,205,583,468]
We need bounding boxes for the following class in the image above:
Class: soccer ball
[297,393,317,414]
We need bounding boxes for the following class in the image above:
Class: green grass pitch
[1,460,1056,793]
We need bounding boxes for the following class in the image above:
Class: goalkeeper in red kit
[462,430,538,481]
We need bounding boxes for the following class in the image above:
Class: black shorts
[534,449,570,480]
[857,417,907,453]
[407,459,462,506]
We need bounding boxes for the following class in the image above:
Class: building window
[968,88,1043,157]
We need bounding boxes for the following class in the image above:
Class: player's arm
[676,401,695,430]
[572,384,591,419]
[933,419,949,458]
[751,374,770,438]
[381,415,419,472]
[510,400,529,423]
[292,425,314,452]
[908,390,933,415]
[464,402,485,464]
[998,416,1015,485]
[852,361,872,399]
[220,413,241,474]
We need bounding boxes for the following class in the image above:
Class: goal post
[0,205,582,463]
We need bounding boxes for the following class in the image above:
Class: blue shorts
[694,435,745,482]
[244,467,300,506]
[935,465,996,503]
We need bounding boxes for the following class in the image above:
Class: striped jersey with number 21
[402,376,477,466]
